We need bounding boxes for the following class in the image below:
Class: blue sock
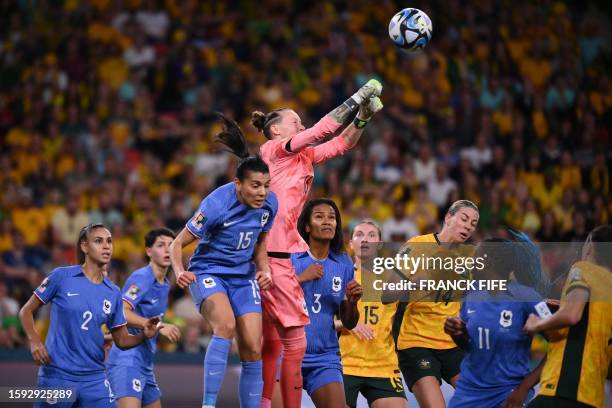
[203,335,231,407]
[239,360,263,408]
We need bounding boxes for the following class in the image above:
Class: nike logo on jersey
[467,309,475,314]
[151,298,159,304]
[223,220,239,227]
[67,292,80,296]
[208,370,222,376]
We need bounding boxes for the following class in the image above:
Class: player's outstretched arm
[287,80,382,153]
[340,280,362,330]
[169,228,197,289]
[19,295,50,365]
[312,96,384,165]
[111,316,160,350]
[327,79,382,124]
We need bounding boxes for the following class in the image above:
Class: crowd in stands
[0,0,609,352]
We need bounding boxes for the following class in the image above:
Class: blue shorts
[449,380,534,408]
[301,352,343,396]
[106,365,161,405]
[189,273,261,317]
[34,375,115,408]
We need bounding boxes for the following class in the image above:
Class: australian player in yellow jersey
[339,220,407,408]
[524,224,612,408]
[387,200,479,408]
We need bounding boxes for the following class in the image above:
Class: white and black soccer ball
[388,8,433,51]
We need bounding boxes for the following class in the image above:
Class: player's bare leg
[448,374,459,387]
[202,292,237,339]
[310,383,347,408]
[143,400,162,408]
[118,397,143,408]
[236,312,263,361]
[411,376,445,408]
[371,397,407,408]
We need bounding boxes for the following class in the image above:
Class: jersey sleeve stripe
[110,322,128,329]
[122,297,135,309]
[33,291,48,304]
[185,222,201,239]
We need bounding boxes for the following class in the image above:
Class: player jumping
[169,125,277,408]
[253,79,383,408]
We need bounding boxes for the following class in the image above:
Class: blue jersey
[186,182,278,276]
[34,265,126,381]
[451,282,546,406]
[293,251,354,356]
[107,265,170,372]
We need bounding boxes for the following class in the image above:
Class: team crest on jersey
[261,211,270,226]
[38,277,49,293]
[132,378,142,392]
[203,277,216,289]
[499,310,513,328]
[190,211,206,231]
[332,276,342,292]
[126,284,140,300]
[103,299,112,314]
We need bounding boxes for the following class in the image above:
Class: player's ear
[145,247,153,259]
[444,212,452,226]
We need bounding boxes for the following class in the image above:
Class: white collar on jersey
[307,250,328,262]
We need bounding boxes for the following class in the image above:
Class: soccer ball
[388,8,433,51]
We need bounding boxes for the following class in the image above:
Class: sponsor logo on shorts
[103,299,112,314]
[132,378,142,392]
[203,277,216,288]
[499,310,513,328]
[418,359,431,370]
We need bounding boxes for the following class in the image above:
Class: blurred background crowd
[0,0,609,353]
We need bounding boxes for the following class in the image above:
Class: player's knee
[280,334,306,360]
[213,320,236,339]
[239,344,261,361]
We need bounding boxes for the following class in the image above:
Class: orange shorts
[261,257,310,328]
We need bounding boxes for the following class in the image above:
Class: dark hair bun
[251,111,267,132]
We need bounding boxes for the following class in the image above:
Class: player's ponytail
[215,112,250,159]
[250,109,285,139]
[214,113,270,181]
